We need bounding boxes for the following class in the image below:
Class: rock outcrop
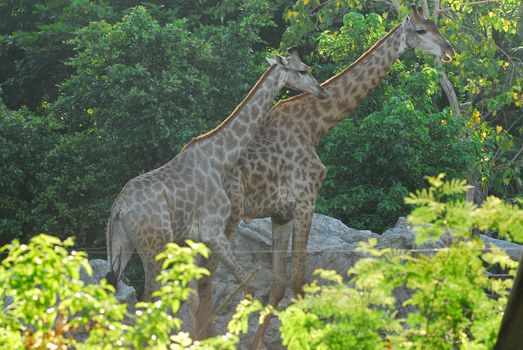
[80,259,137,310]
[86,214,521,349]
[213,214,522,349]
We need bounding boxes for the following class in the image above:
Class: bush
[313,12,477,233]
[0,105,58,244]
[279,174,523,350]
[317,94,474,232]
[0,234,261,349]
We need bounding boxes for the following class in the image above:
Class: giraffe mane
[181,64,277,152]
[270,23,402,110]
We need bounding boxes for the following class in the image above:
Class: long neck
[276,23,407,146]
[184,65,286,170]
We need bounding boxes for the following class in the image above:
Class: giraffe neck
[184,65,286,171]
[278,23,407,146]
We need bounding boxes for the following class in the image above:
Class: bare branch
[510,144,523,165]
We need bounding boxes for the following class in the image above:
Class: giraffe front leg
[195,255,220,339]
[251,218,292,350]
[197,210,248,339]
[291,208,313,296]
[205,234,254,295]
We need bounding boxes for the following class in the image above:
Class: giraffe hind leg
[137,225,174,301]
[251,218,292,350]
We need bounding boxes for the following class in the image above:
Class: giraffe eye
[416,29,427,35]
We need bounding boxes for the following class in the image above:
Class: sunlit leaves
[0,235,259,349]
[228,297,264,335]
[279,175,522,349]
[440,0,523,197]
[0,234,125,349]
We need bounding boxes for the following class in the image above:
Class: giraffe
[198,6,456,347]
[105,48,327,307]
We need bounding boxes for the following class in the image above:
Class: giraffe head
[402,5,455,61]
[267,48,328,99]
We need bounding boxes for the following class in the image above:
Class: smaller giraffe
[105,49,327,311]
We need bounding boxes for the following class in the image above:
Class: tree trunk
[495,254,523,350]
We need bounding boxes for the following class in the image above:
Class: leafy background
[1,0,521,246]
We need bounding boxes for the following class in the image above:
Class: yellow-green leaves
[0,235,126,350]
[227,297,264,335]
[279,175,522,349]
[0,236,260,349]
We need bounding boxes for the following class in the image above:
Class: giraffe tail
[105,205,124,289]
[105,250,122,289]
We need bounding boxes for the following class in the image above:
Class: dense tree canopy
[0,0,521,245]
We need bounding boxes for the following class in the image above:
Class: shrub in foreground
[279,175,522,350]
[0,235,261,349]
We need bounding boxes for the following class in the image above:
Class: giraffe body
[108,146,239,299]
[200,7,455,348]
[105,51,327,332]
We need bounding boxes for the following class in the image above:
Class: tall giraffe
[105,49,327,305]
[199,6,455,347]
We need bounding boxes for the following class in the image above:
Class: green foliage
[0,105,58,244]
[283,0,522,229]
[0,6,268,246]
[280,266,401,350]
[0,0,115,110]
[407,174,523,243]
[316,31,474,231]
[0,235,260,349]
[318,12,387,64]
[440,0,523,200]
[279,175,522,350]
[0,234,125,349]
[282,0,364,47]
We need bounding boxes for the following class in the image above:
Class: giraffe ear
[403,15,413,28]
[287,46,299,59]
[267,55,287,67]
[266,57,277,66]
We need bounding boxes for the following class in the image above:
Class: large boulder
[212,215,522,349]
[80,259,137,309]
[213,214,379,349]
[74,215,521,349]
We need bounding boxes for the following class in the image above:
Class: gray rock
[213,215,523,348]
[212,214,380,349]
[72,215,521,349]
[478,235,522,261]
[80,259,137,309]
